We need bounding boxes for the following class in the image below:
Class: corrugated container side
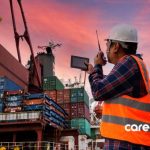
[0,44,29,90]
[77,88,89,107]
[71,118,91,137]
[64,89,70,103]
[4,106,22,113]
[6,95,23,102]
[5,101,22,107]
[78,102,90,121]
[0,77,23,91]
[23,99,44,105]
[64,103,71,119]
[23,105,43,111]
[43,76,64,90]
[70,88,89,107]
[44,90,57,102]
[57,90,64,103]
[71,103,78,118]
[0,101,4,112]
[71,102,90,121]
[59,103,71,119]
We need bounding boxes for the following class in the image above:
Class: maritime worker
[86,24,150,149]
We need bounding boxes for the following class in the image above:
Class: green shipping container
[43,76,64,90]
[71,118,91,137]
[70,88,89,107]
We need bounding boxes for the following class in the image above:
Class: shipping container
[71,102,90,121]
[23,93,67,117]
[4,89,24,96]
[4,106,22,113]
[43,76,64,90]
[23,104,44,111]
[71,118,91,137]
[59,103,71,119]
[24,93,44,99]
[6,95,23,102]
[0,77,23,92]
[0,44,29,90]
[44,90,57,102]
[23,99,44,105]
[0,101,4,112]
[64,89,71,103]
[0,111,41,122]
[5,100,22,107]
[57,90,64,103]
[57,89,71,104]
[70,88,89,107]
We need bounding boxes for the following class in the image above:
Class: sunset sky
[1,0,150,98]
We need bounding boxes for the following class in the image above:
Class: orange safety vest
[100,55,150,146]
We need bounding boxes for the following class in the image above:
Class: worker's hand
[94,52,107,66]
[94,103,102,119]
[84,62,94,74]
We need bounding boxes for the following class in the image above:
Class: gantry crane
[9,0,41,88]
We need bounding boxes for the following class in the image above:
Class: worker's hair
[110,40,138,54]
[120,42,138,54]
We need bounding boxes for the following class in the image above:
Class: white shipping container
[28,112,40,119]
[0,114,5,121]
[0,111,41,122]
[6,113,17,120]
[17,112,28,120]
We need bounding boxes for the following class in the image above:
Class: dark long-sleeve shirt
[89,55,147,101]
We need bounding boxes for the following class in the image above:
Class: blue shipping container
[6,95,23,102]
[0,101,3,112]
[0,76,23,91]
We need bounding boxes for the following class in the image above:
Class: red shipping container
[57,90,64,103]
[78,102,90,121]
[58,103,71,119]
[4,106,22,113]
[71,102,90,121]
[71,103,78,118]
[23,99,44,105]
[44,90,57,102]
[0,44,29,90]
[64,89,71,103]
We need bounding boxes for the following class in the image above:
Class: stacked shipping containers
[70,88,91,137]
[43,80,91,137]
[0,76,68,129]
[22,93,67,129]
[0,76,24,113]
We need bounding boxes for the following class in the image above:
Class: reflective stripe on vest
[100,55,150,146]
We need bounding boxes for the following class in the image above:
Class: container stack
[0,76,68,130]
[43,76,64,91]
[57,87,91,137]
[70,88,91,137]
[43,76,65,103]
[4,91,23,113]
[22,93,67,129]
[0,77,23,94]
[43,77,91,136]
[0,76,24,113]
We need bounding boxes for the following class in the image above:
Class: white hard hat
[107,24,138,43]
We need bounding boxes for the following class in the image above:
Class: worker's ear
[114,42,120,53]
